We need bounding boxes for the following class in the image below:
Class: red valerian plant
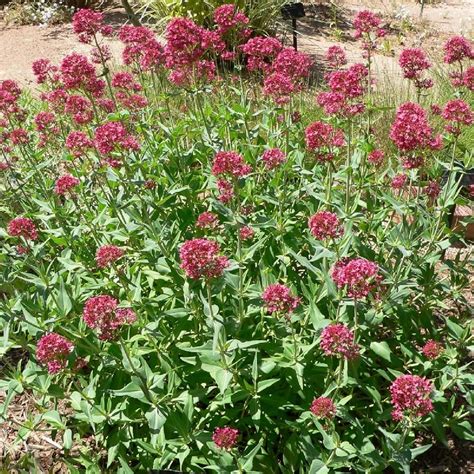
[83,295,136,340]
[36,333,74,374]
[262,283,300,315]
[213,426,239,450]
[332,258,381,299]
[320,323,360,360]
[390,375,434,421]
[0,4,472,473]
[310,397,337,419]
[179,238,229,280]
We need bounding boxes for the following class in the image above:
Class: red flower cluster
[36,333,74,374]
[119,25,166,71]
[389,102,433,152]
[353,10,384,38]
[212,426,239,450]
[217,179,235,203]
[0,79,22,117]
[332,257,381,299]
[73,8,113,44]
[310,397,337,419]
[325,45,347,69]
[390,374,433,421]
[196,211,219,230]
[212,151,251,178]
[94,121,140,163]
[7,217,38,241]
[54,174,80,196]
[242,37,283,73]
[391,173,407,190]
[262,283,300,315]
[179,238,229,280]
[441,99,473,135]
[83,295,136,340]
[239,226,254,241]
[422,340,443,360]
[308,211,343,240]
[399,48,432,90]
[261,148,286,170]
[214,4,249,35]
[66,131,94,158]
[424,180,441,200]
[320,324,359,360]
[32,59,59,84]
[96,245,124,268]
[318,63,368,116]
[305,121,345,161]
[60,53,105,96]
[368,149,385,166]
[443,35,473,64]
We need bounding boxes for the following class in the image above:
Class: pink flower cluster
[389,102,434,153]
[96,245,124,268]
[196,212,219,230]
[399,48,432,90]
[212,151,252,178]
[54,174,80,196]
[119,25,166,71]
[36,333,74,374]
[305,121,345,161]
[325,45,347,69]
[94,121,140,165]
[368,149,385,166]
[318,63,368,116]
[7,217,38,241]
[390,374,433,421]
[83,295,136,340]
[66,131,94,158]
[443,36,473,88]
[261,148,286,170]
[422,340,443,360]
[441,99,473,136]
[391,173,407,190]
[239,226,254,241]
[60,53,105,96]
[212,426,239,450]
[353,10,384,38]
[424,180,441,200]
[262,283,300,315]
[332,257,381,299]
[179,238,229,280]
[242,37,283,73]
[308,211,343,241]
[73,8,113,44]
[310,397,337,419]
[320,324,359,360]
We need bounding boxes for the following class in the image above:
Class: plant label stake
[281,2,306,51]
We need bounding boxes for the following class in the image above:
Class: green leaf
[370,341,392,362]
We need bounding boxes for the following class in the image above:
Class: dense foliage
[0,5,473,473]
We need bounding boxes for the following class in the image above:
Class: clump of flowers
[242,36,283,73]
[353,10,385,57]
[73,9,113,44]
[308,211,343,241]
[196,212,219,230]
[212,151,252,178]
[217,178,234,203]
[66,131,94,158]
[368,149,385,166]
[332,257,381,299]
[390,374,434,421]
[424,180,441,201]
[261,148,286,170]
[239,226,254,241]
[325,45,347,69]
[443,36,473,87]
[36,333,74,374]
[391,173,408,190]
[305,121,345,161]
[60,53,105,96]
[7,217,38,241]
[179,238,229,280]
[83,295,136,340]
[422,340,443,360]
[399,48,432,91]
[212,426,239,450]
[310,397,337,419]
[320,324,359,360]
[262,283,300,315]
[441,99,473,136]
[96,245,124,268]
[54,174,80,196]
[94,121,140,165]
